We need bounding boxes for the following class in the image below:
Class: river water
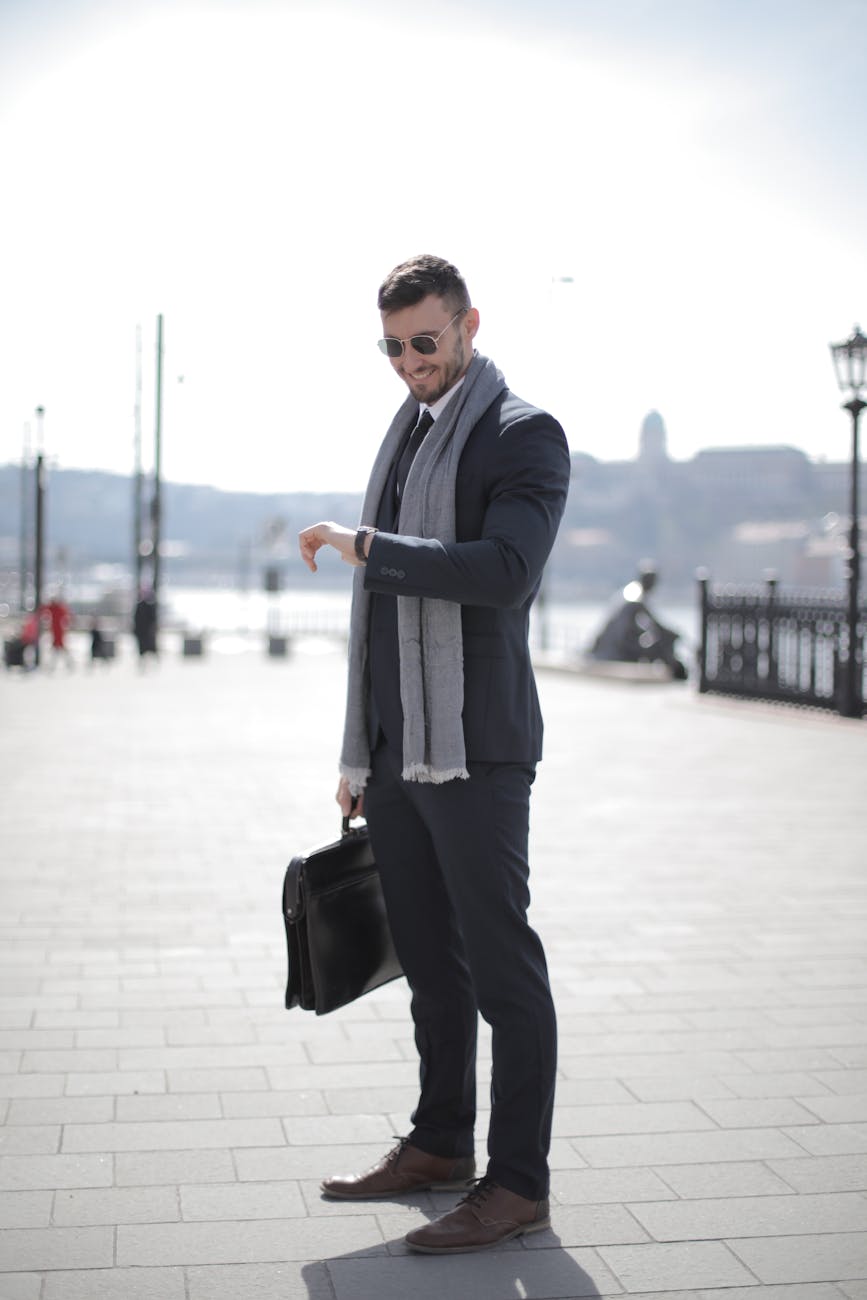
[160,585,700,658]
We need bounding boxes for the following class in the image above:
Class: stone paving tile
[813,1072,867,1095]
[185,1260,337,1300]
[553,1101,716,1137]
[117,1214,385,1265]
[523,1204,650,1249]
[167,1068,269,1092]
[559,1051,755,1080]
[114,1149,235,1186]
[728,1232,867,1283]
[571,1128,808,1167]
[0,1077,64,1101]
[281,1113,394,1146]
[598,1241,757,1290]
[0,1274,41,1299]
[117,1044,307,1070]
[6,1097,114,1125]
[115,1093,222,1122]
[620,1076,737,1102]
[721,1073,835,1098]
[551,1167,677,1204]
[696,1098,823,1127]
[630,1192,867,1241]
[0,1225,114,1271]
[266,1060,426,1090]
[0,1191,52,1228]
[767,1154,867,1193]
[0,1032,74,1052]
[41,1267,187,1299]
[120,1010,208,1028]
[327,1246,621,1300]
[696,1287,846,1300]
[221,1089,327,1118]
[61,1116,285,1152]
[782,1125,867,1157]
[179,1179,306,1221]
[652,1160,797,1199]
[52,1185,181,1225]
[0,1126,60,1155]
[65,1070,166,1096]
[18,1049,118,1073]
[552,1079,638,1106]
[799,1095,867,1124]
[234,1142,389,1182]
[0,1153,112,1190]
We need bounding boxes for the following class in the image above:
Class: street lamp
[829,324,867,718]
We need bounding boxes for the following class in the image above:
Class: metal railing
[697,574,865,716]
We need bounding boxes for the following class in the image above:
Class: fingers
[298,522,331,573]
[336,776,353,816]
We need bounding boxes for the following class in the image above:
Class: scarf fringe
[401,763,470,785]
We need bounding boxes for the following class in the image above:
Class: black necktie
[395,410,434,502]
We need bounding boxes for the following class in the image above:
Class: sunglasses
[377,308,467,358]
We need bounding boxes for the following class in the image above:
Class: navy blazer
[364,389,571,764]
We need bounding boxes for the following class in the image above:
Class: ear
[464,307,480,342]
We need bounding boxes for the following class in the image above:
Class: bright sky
[1,0,865,492]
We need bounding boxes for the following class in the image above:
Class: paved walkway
[1,634,866,1300]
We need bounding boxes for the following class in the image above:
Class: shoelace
[458,1175,500,1207]
[384,1135,411,1169]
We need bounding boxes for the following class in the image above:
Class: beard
[401,332,471,406]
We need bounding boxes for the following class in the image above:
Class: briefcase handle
[341,795,366,837]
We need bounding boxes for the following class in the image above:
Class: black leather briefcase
[282,817,403,1015]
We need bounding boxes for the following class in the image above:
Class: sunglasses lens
[410,335,437,355]
[378,338,403,357]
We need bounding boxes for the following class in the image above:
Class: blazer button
[379,566,388,576]
[397,569,406,579]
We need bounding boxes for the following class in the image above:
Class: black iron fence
[698,574,865,717]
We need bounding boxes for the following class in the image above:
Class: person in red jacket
[43,596,73,670]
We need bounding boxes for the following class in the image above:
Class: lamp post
[829,324,867,718]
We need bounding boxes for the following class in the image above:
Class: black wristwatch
[354,526,377,564]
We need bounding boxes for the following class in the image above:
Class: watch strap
[354,526,377,563]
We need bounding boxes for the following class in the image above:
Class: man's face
[380,294,479,406]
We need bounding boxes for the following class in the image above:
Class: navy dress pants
[363,742,557,1201]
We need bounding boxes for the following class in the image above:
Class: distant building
[553,411,865,596]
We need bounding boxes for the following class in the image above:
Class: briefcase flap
[283,826,374,924]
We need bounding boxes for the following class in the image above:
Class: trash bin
[4,637,25,668]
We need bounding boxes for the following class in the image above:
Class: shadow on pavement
[302,1228,604,1299]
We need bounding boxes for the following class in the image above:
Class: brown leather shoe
[320,1137,476,1200]
[405,1177,551,1253]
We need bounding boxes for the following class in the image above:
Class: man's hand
[336,775,363,819]
[299,521,362,572]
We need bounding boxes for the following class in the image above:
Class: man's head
[378,254,480,406]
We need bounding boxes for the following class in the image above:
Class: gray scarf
[340,352,507,792]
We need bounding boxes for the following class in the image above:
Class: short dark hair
[377,254,471,314]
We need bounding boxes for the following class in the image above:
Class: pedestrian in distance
[88,618,112,669]
[299,254,570,1254]
[43,594,74,671]
[132,587,158,668]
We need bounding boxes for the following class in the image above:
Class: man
[299,254,570,1254]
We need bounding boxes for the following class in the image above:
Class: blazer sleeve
[363,411,570,609]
